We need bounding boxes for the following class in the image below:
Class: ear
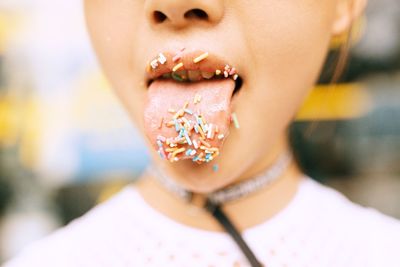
[332,0,367,35]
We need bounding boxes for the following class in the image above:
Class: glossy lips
[146,50,240,85]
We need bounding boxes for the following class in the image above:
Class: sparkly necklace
[147,151,292,267]
[147,151,292,205]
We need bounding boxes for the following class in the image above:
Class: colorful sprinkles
[212,164,219,172]
[172,47,186,62]
[147,50,241,164]
[172,62,184,72]
[193,52,209,63]
[231,113,240,129]
[147,50,240,84]
[155,94,227,164]
[158,117,164,129]
[150,59,159,69]
[194,94,202,104]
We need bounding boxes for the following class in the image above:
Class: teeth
[164,70,222,82]
[162,73,171,79]
[188,70,201,81]
[201,71,214,79]
[175,70,188,80]
[172,70,188,82]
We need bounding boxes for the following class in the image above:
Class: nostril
[184,9,208,20]
[153,11,167,23]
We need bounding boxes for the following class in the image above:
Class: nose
[145,0,224,29]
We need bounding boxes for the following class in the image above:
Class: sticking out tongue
[144,79,235,163]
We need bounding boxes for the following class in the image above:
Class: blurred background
[0,0,399,263]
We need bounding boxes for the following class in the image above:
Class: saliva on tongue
[144,79,235,163]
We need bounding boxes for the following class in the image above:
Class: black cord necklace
[148,152,291,267]
[204,200,264,267]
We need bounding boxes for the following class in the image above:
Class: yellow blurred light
[295,83,372,121]
[0,12,24,53]
[0,96,23,146]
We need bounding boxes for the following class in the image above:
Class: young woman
[4,0,400,266]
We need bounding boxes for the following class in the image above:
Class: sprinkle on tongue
[144,79,235,163]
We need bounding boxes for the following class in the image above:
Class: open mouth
[145,50,243,96]
[143,49,243,165]
[147,70,243,96]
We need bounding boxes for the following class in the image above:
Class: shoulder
[2,186,146,267]
[302,178,400,266]
[304,178,400,229]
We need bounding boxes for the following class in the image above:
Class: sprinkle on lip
[172,62,184,72]
[147,51,242,85]
[158,53,167,64]
[194,94,202,104]
[166,120,175,127]
[157,140,163,147]
[193,139,199,149]
[207,124,215,140]
[200,139,211,148]
[172,72,184,82]
[148,51,244,163]
[231,113,240,129]
[158,148,166,159]
[193,52,209,63]
[150,59,159,69]
[171,147,185,159]
[155,94,228,163]
[184,131,192,145]
[173,47,186,62]
[158,117,164,129]
[184,108,193,115]
[172,54,182,63]
[173,109,185,119]
[197,125,206,139]
[157,135,166,142]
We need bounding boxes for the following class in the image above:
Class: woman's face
[84,0,348,192]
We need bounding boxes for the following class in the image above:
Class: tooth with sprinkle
[201,71,215,79]
[188,70,202,81]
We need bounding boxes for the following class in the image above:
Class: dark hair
[288,28,353,179]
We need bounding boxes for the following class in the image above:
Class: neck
[136,157,304,232]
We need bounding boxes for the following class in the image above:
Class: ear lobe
[332,0,367,35]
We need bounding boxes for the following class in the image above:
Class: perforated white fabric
[4,178,400,267]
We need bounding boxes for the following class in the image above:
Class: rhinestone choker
[147,151,292,205]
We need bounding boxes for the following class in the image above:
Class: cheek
[230,1,336,156]
[84,0,146,125]
[240,1,335,92]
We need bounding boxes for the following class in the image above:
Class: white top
[3,178,400,267]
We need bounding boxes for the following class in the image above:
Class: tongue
[144,79,235,163]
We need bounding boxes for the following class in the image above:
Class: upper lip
[145,49,241,86]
